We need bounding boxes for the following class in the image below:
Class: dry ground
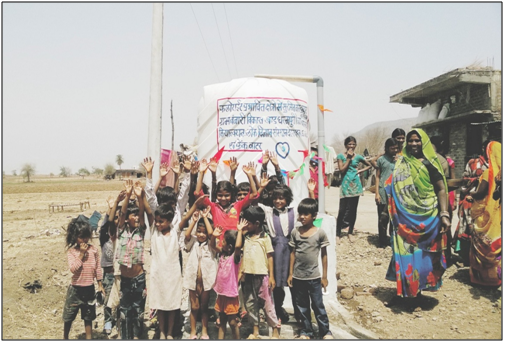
[2,176,502,339]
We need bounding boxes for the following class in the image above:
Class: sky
[3,2,502,175]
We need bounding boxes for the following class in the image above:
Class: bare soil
[2,176,502,339]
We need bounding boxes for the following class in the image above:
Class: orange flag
[318,104,333,112]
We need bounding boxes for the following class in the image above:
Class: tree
[59,166,71,177]
[12,170,17,176]
[50,173,54,178]
[116,155,124,169]
[78,168,90,179]
[21,163,35,182]
[92,167,103,177]
[104,163,116,178]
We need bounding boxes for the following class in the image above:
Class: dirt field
[2,176,502,339]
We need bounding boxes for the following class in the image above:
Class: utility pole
[147,3,164,182]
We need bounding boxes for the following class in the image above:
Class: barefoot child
[63,217,105,339]
[258,185,300,324]
[237,206,281,339]
[183,206,217,339]
[115,180,147,340]
[150,195,206,339]
[210,226,241,339]
[287,198,333,339]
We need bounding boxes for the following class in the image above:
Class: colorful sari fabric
[469,141,502,286]
[454,155,488,264]
[385,129,447,297]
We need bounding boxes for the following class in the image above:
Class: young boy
[236,206,281,339]
[287,198,333,339]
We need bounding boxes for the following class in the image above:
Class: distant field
[2,176,127,194]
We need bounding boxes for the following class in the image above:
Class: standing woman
[384,129,449,302]
[336,136,372,243]
[466,141,501,286]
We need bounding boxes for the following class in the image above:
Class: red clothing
[67,244,103,286]
[198,191,254,238]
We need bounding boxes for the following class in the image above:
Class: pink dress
[214,254,240,298]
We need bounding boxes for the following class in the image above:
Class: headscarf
[386,128,447,252]
[471,141,501,250]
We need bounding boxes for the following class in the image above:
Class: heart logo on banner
[276,142,290,159]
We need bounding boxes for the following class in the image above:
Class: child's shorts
[62,285,96,322]
[214,295,239,315]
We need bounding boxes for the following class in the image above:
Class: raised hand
[171,157,181,175]
[134,180,143,198]
[237,218,248,232]
[247,162,257,176]
[160,162,170,177]
[242,162,257,176]
[308,178,316,192]
[183,155,192,172]
[259,172,270,188]
[262,150,270,165]
[195,195,209,207]
[117,190,127,202]
[213,226,223,238]
[209,157,218,173]
[192,210,200,222]
[269,151,279,167]
[199,159,209,173]
[142,157,155,174]
[191,160,200,175]
[124,179,133,194]
[201,205,211,218]
[229,156,239,172]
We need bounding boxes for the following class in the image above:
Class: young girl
[237,206,281,339]
[210,227,241,339]
[258,185,299,324]
[392,128,406,153]
[336,136,372,243]
[63,217,105,340]
[374,138,398,247]
[150,195,206,339]
[194,158,267,243]
[183,206,217,339]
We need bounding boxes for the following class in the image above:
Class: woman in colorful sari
[384,129,450,302]
[466,141,501,286]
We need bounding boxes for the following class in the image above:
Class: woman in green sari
[385,129,450,301]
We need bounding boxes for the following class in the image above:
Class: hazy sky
[3,2,501,175]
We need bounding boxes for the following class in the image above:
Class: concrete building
[390,67,502,177]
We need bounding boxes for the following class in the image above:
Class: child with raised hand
[150,192,207,339]
[258,185,300,325]
[287,198,333,340]
[210,225,242,339]
[115,179,147,340]
[237,206,281,339]
[142,155,192,228]
[63,217,105,339]
[194,158,269,244]
[183,205,217,339]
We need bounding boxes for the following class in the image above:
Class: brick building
[390,67,501,177]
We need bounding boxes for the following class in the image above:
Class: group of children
[63,150,334,340]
